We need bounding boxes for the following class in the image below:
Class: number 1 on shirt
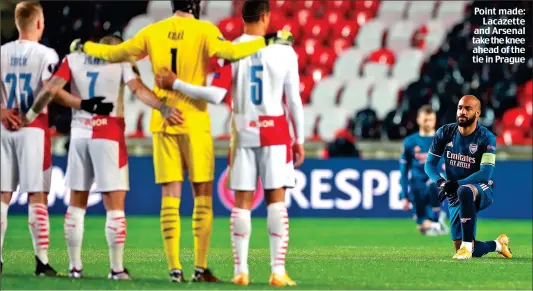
[250,65,263,105]
[170,48,178,74]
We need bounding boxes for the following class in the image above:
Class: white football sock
[230,208,251,275]
[267,202,289,276]
[28,203,50,264]
[494,240,502,252]
[64,206,86,270]
[1,202,9,263]
[105,210,126,272]
[461,241,473,252]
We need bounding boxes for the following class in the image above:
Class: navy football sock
[457,186,476,243]
[473,240,497,257]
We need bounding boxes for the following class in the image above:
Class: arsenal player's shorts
[227,144,295,191]
[65,138,129,192]
[0,116,51,193]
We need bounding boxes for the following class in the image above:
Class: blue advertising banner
[6,157,532,219]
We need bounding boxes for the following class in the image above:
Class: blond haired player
[159,0,304,286]
[1,1,113,276]
[25,35,181,280]
[69,0,294,282]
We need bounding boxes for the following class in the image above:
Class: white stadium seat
[333,48,367,80]
[355,20,388,56]
[208,104,230,137]
[317,107,352,141]
[123,14,153,40]
[423,29,447,59]
[377,1,410,26]
[362,62,390,80]
[146,0,173,22]
[386,20,417,54]
[392,49,424,87]
[338,77,375,114]
[309,77,344,108]
[436,1,470,30]
[303,106,319,139]
[370,79,401,119]
[406,1,436,25]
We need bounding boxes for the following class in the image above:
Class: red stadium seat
[326,0,352,13]
[499,128,526,145]
[310,47,337,70]
[524,99,532,116]
[218,17,243,41]
[296,9,313,26]
[276,18,301,42]
[331,37,351,55]
[294,46,309,72]
[302,18,330,43]
[299,76,315,104]
[301,37,321,57]
[323,10,345,25]
[295,0,324,15]
[305,65,331,83]
[232,0,243,16]
[368,48,396,66]
[351,10,373,27]
[332,20,359,41]
[518,80,533,105]
[267,10,287,33]
[502,107,532,134]
[270,0,295,16]
[353,0,380,14]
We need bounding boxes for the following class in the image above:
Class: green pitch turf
[1,216,531,290]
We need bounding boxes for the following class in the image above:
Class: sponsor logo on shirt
[446,151,476,169]
[92,117,108,127]
[249,119,275,128]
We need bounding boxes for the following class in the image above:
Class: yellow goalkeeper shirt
[83,16,266,134]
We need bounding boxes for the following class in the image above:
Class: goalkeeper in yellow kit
[70,0,294,283]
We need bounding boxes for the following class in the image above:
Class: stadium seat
[331,37,351,56]
[268,10,287,32]
[299,76,315,104]
[303,106,319,139]
[323,10,345,26]
[202,1,233,25]
[406,1,436,25]
[301,37,321,57]
[295,0,324,15]
[435,1,469,30]
[326,0,352,13]
[296,9,313,26]
[270,0,295,16]
[333,48,366,80]
[218,17,243,41]
[331,20,359,42]
[294,46,309,72]
[499,128,526,145]
[363,63,390,80]
[392,49,424,87]
[355,19,387,55]
[524,99,532,116]
[302,18,330,43]
[502,108,532,134]
[208,104,231,138]
[338,77,375,114]
[353,0,380,15]
[146,0,173,22]
[232,0,243,16]
[421,28,447,58]
[351,10,373,28]
[370,79,401,119]
[306,65,330,83]
[385,20,417,54]
[309,77,344,108]
[377,1,409,26]
[317,107,352,141]
[123,14,153,40]
[310,47,337,71]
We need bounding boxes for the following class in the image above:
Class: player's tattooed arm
[25,76,68,124]
[126,78,183,125]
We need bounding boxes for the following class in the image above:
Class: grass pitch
[1,216,531,290]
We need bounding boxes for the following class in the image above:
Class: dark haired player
[425,95,512,260]
[400,105,448,236]
[69,0,294,283]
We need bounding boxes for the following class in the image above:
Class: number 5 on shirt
[250,65,263,105]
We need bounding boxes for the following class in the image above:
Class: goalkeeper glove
[264,30,294,46]
[81,97,114,115]
[70,38,85,53]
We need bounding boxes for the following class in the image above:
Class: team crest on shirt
[469,143,478,154]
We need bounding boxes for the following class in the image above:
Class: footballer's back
[231,34,297,117]
[1,40,58,113]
